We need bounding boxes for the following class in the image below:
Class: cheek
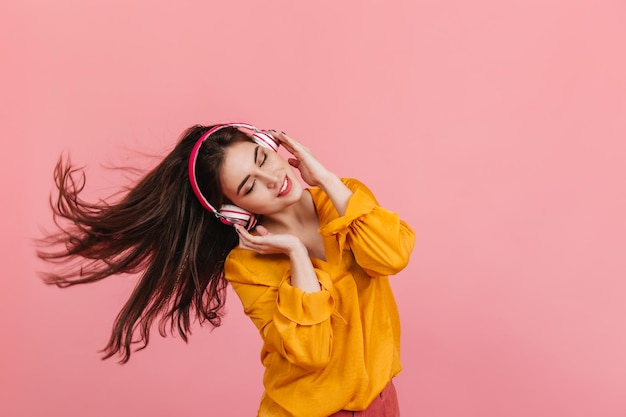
[268,152,287,168]
[220,180,247,208]
[219,180,235,203]
[233,192,267,212]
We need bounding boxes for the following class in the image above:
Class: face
[220,141,303,215]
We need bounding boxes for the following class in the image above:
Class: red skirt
[328,381,400,417]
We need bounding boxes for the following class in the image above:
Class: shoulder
[340,178,373,194]
[340,178,379,204]
[307,178,379,225]
[308,178,374,202]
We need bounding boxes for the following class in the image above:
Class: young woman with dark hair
[38,123,415,417]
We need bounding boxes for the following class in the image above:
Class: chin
[288,183,304,202]
[263,188,304,216]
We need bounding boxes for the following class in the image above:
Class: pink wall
[2,1,625,416]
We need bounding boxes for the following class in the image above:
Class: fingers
[235,226,265,252]
[234,224,269,251]
[267,130,304,155]
[234,224,299,255]
[255,225,270,236]
[234,224,257,243]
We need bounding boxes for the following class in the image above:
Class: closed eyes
[244,150,267,195]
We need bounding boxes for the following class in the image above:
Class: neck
[259,189,314,233]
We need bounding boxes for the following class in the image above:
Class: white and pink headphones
[188,123,279,230]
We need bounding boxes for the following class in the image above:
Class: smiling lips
[277,176,292,197]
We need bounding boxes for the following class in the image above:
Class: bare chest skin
[297,220,326,261]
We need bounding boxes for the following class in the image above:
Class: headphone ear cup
[252,131,279,152]
[218,204,257,229]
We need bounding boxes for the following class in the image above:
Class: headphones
[188,123,279,230]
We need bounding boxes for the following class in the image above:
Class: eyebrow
[236,146,259,195]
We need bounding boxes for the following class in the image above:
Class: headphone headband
[187,123,278,229]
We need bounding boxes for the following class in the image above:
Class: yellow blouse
[224,178,415,417]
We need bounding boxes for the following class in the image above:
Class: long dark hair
[37,125,252,363]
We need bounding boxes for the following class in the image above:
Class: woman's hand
[268,130,353,215]
[235,224,305,256]
[235,224,321,293]
[268,130,331,187]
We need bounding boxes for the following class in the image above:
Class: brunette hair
[37,125,252,363]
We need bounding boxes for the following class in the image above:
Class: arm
[269,131,415,277]
[270,131,353,215]
[225,254,336,370]
[235,224,321,293]
[320,178,416,277]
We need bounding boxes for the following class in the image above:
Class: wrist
[317,174,352,216]
[287,240,309,259]
[316,172,342,191]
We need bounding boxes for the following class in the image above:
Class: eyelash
[244,152,267,195]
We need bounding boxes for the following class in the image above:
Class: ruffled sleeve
[318,178,415,277]
[275,271,335,325]
[225,253,337,370]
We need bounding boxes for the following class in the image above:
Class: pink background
[1,1,625,416]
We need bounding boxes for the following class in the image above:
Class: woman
[38,123,415,416]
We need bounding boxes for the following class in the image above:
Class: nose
[257,170,281,188]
